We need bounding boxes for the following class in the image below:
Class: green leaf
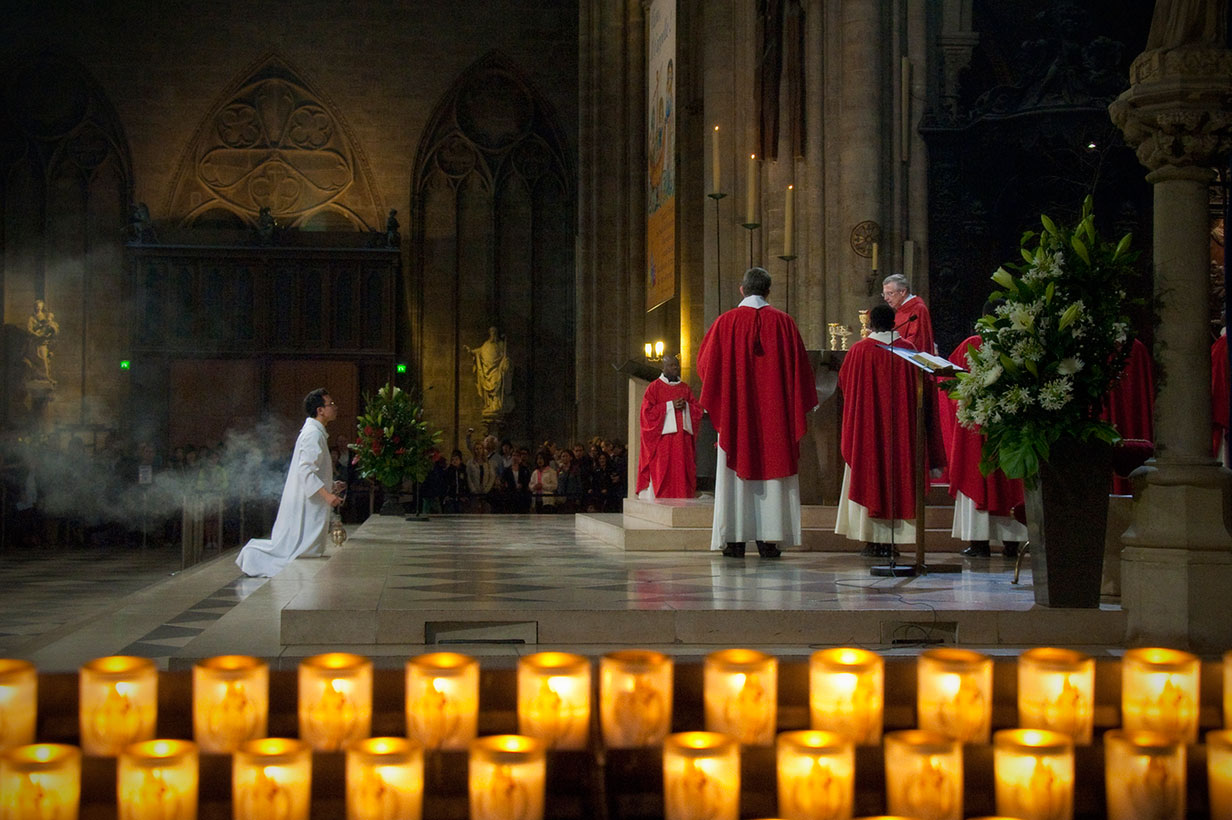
[1044,282,1055,303]
[1041,214,1058,236]
[1058,302,1081,330]
[999,354,1020,375]
[1071,235,1090,265]
[1021,248,1035,265]
[1114,233,1132,260]
[1024,359,1038,377]
[991,267,1015,290]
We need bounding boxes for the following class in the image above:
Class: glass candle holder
[992,728,1074,820]
[600,650,673,748]
[0,743,81,820]
[1224,650,1230,729]
[1017,648,1094,745]
[298,652,372,752]
[346,737,424,820]
[776,730,854,820]
[809,647,883,745]
[1121,648,1200,743]
[884,730,963,820]
[916,648,992,744]
[517,652,591,750]
[1104,729,1185,820]
[663,732,740,820]
[118,740,198,820]
[193,655,268,754]
[405,652,478,750]
[468,735,545,820]
[0,659,37,752]
[233,738,312,820]
[1208,730,1232,820]
[79,656,158,756]
[704,649,778,746]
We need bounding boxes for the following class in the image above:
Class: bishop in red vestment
[1101,338,1156,494]
[946,335,1026,557]
[1214,331,1229,466]
[835,305,919,556]
[697,267,817,557]
[882,273,935,354]
[636,353,700,499]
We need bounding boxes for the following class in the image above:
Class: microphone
[893,315,918,331]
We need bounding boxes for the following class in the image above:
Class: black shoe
[756,541,781,558]
[1002,541,1020,558]
[961,541,991,558]
[722,542,746,558]
[860,542,880,558]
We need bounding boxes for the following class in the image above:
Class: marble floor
[0,514,1126,672]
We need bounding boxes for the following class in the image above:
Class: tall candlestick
[746,154,758,225]
[712,126,721,193]
[784,186,795,257]
[405,653,479,750]
[871,242,879,272]
[0,744,81,820]
[119,740,199,820]
[79,656,158,756]
[0,659,37,752]
[193,655,268,754]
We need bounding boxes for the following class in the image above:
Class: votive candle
[468,735,545,820]
[0,659,37,752]
[600,650,673,748]
[405,652,478,750]
[0,743,81,820]
[993,728,1074,820]
[1207,730,1232,820]
[1104,729,1184,820]
[299,652,372,752]
[193,655,268,754]
[1121,647,1200,743]
[517,652,590,750]
[884,730,962,820]
[233,738,311,820]
[776,730,854,820]
[663,732,740,820]
[917,648,992,744]
[1017,648,1094,744]
[809,647,883,745]
[705,648,777,746]
[118,740,198,820]
[79,656,158,756]
[1224,650,1230,728]
[346,737,423,820]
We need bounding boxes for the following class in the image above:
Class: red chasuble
[697,304,817,480]
[838,335,919,520]
[1101,338,1155,494]
[1214,334,1229,456]
[636,377,700,498]
[893,295,946,470]
[946,336,1024,516]
[893,295,935,354]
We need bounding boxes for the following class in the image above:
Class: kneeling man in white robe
[237,388,345,577]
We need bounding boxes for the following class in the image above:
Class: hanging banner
[646,0,676,311]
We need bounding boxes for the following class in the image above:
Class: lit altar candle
[79,656,158,756]
[809,647,883,745]
[405,652,478,750]
[917,648,992,744]
[776,730,854,820]
[884,730,963,820]
[663,732,740,820]
[118,740,198,820]
[705,649,777,746]
[746,154,758,224]
[1017,648,1094,745]
[600,650,673,748]
[468,735,545,820]
[299,652,372,752]
[517,652,590,750]
[1103,730,1185,820]
[347,737,423,820]
[871,242,879,271]
[0,658,37,752]
[193,655,268,754]
[0,743,81,820]
[784,185,795,257]
[1207,730,1232,820]
[233,738,312,820]
[1121,647,1200,743]
[992,729,1073,820]
[712,126,721,193]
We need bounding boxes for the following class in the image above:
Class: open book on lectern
[876,344,966,377]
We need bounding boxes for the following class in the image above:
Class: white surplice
[236,417,332,577]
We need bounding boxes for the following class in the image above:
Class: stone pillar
[1109,43,1232,652]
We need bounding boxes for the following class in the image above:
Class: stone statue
[127,202,156,243]
[1146,0,1227,51]
[385,208,400,248]
[256,206,276,244]
[24,299,59,385]
[464,326,513,418]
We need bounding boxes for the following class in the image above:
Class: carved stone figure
[464,327,514,418]
[256,206,276,244]
[127,202,156,243]
[1146,0,1227,51]
[385,209,401,248]
[24,299,59,385]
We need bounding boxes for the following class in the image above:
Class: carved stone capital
[1109,45,1232,171]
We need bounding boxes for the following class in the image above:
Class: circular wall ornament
[850,220,882,258]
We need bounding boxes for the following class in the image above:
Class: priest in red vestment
[881,273,935,354]
[636,353,700,499]
[1101,338,1156,494]
[1214,330,1229,466]
[946,334,1027,557]
[697,267,817,558]
[835,304,919,557]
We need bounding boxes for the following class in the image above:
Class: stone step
[621,500,958,531]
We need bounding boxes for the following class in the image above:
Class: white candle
[712,126,721,193]
[784,185,794,257]
[871,242,879,271]
[746,154,758,224]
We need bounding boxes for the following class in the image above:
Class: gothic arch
[164,53,385,230]
[410,51,576,448]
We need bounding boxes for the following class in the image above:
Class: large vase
[1024,437,1113,608]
